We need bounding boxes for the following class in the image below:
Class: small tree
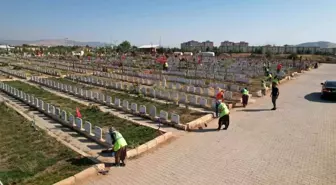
[265,51,272,58]
[118,41,131,52]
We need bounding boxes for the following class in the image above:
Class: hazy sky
[1,0,335,47]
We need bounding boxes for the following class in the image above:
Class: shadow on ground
[238,108,272,112]
[189,128,219,133]
[304,92,336,103]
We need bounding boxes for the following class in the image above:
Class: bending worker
[241,87,249,108]
[217,101,230,130]
[109,127,128,167]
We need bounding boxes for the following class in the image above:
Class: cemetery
[0,102,95,185]
[2,80,160,149]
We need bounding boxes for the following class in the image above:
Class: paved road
[82,64,336,185]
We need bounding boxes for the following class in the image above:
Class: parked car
[321,80,336,99]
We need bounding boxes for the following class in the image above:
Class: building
[138,44,160,53]
[180,40,214,51]
[219,45,336,55]
[181,39,336,55]
[220,41,249,47]
[218,41,250,53]
[0,45,15,51]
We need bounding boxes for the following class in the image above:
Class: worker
[109,127,128,167]
[215,90,225,118]
[241,87,249,108]
[272,75,279,85]
[261,80,267,96]
[267,72,273,83]
[270,82,279,110]
[264,67,270,77]
[276,63,282,74]
[163,62,168,71]
[217,101,230,130]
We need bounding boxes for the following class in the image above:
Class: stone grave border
[11,63,60,76]
[0,68,27,79]
[0,82,173,159]
[27,60,88,74]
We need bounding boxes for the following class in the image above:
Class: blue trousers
[215,101,220,117]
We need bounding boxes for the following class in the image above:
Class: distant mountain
[0,39,108,47]
[296,41,336,48]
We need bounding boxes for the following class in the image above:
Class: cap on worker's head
[109,127,116,132]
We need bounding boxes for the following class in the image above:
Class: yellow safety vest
[113,131,128,151]
[242,89,249,95]
[218,103,230,117]
[272,78,279,84]
[165,62,168,67]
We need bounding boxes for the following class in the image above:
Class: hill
[296,41,336,48]
[0,39,108,47]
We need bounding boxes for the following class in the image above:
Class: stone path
[81,64,336,185]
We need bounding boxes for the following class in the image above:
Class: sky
[1,0,336,47]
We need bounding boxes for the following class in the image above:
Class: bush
[287,53,298,60]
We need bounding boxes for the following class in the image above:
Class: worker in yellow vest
[267,73,273,82]
[261,80,267,96]
[163,62,168,71]
[241,88,249,107]
[109,127,128,167]
[272,75,279,85]
[217,102,230,130]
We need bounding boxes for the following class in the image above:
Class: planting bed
[0,103,94,185]
[49,77,207,124]
[3,81,160,149]
[0,74,9,79]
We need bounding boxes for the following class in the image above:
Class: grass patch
[3,80,160,149]
[0,103,94,185]
[50,77,206,124]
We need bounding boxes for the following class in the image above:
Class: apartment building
[219,45,335,55]
[180,40,214,51]
[220,41,249,47]
[181,40,336,55]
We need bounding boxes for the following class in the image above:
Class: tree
[206,47,210,52]
[265,51,272,58]
[287,53,298,60]
[118,40,131,52]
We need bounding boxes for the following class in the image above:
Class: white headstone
[171,113,180,124]
[131,103,137,112]
[139,105,146,115]
[159,110,168,121]
[94,126,103,140]
[84,121,92,135]
[75,118,83,130]
[149,105,156,118]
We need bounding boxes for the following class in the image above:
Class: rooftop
[138,44,160,49]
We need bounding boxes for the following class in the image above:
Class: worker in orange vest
[215,90,225,118]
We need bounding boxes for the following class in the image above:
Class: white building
[0,45,15,51]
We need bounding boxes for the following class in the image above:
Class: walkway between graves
[80,64,336,185]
